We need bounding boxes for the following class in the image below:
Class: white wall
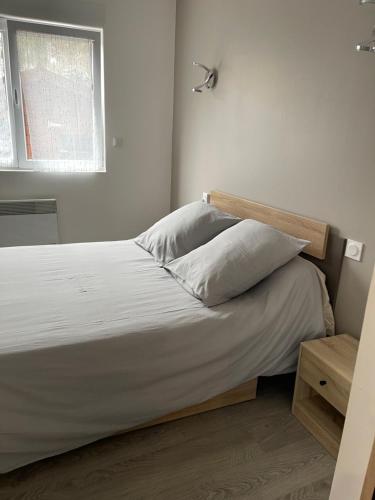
[172,0,375,337]
[0,0,176,243]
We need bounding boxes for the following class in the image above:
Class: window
[0,23,15,168]
[0,18,104,172]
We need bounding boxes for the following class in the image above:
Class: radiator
[0,199,59,247]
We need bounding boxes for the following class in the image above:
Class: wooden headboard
[210,191,329,259]
[210,191,345,307]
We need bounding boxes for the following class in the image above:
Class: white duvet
[0,240,330,472]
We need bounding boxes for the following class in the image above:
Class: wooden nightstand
[292,334,359,458]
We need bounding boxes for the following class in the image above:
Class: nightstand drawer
[299,348,351,416]
[293,335,358,457]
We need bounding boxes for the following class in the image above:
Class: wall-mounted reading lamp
[192,62,217,93]
[357,0,375,52]
[356,39,375,52]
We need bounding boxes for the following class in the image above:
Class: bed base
[130,378,258,432]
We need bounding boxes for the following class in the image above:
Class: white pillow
[135,201,240,266]
[165,219,309,306]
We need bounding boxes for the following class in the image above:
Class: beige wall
[172,0,375,337]
[0,0,176,243]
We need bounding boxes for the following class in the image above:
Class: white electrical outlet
[202,192,210,204]
[345,239,364,262]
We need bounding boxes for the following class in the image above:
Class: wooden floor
[0,376,336,500]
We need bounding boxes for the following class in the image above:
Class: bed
[0,191,341,473]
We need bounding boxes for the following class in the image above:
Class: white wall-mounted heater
[0,199,59,247]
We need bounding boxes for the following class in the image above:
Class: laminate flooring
[0,375,336,500]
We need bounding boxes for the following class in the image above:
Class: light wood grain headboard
[210,191,329,259]
[210,191,345,307]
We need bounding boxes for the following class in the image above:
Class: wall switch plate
[345,239,364,262]
[202,192,210,203]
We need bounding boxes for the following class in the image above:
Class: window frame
[1,17,105,173]
[0,18,17,169]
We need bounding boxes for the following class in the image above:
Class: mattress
[0,240,330,472]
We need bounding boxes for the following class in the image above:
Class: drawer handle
[319,380,327,386]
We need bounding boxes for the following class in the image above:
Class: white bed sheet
[0,240,328,472]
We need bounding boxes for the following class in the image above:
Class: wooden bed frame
[129,191,344,433]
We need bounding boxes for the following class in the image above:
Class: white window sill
[0,168,107,173]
